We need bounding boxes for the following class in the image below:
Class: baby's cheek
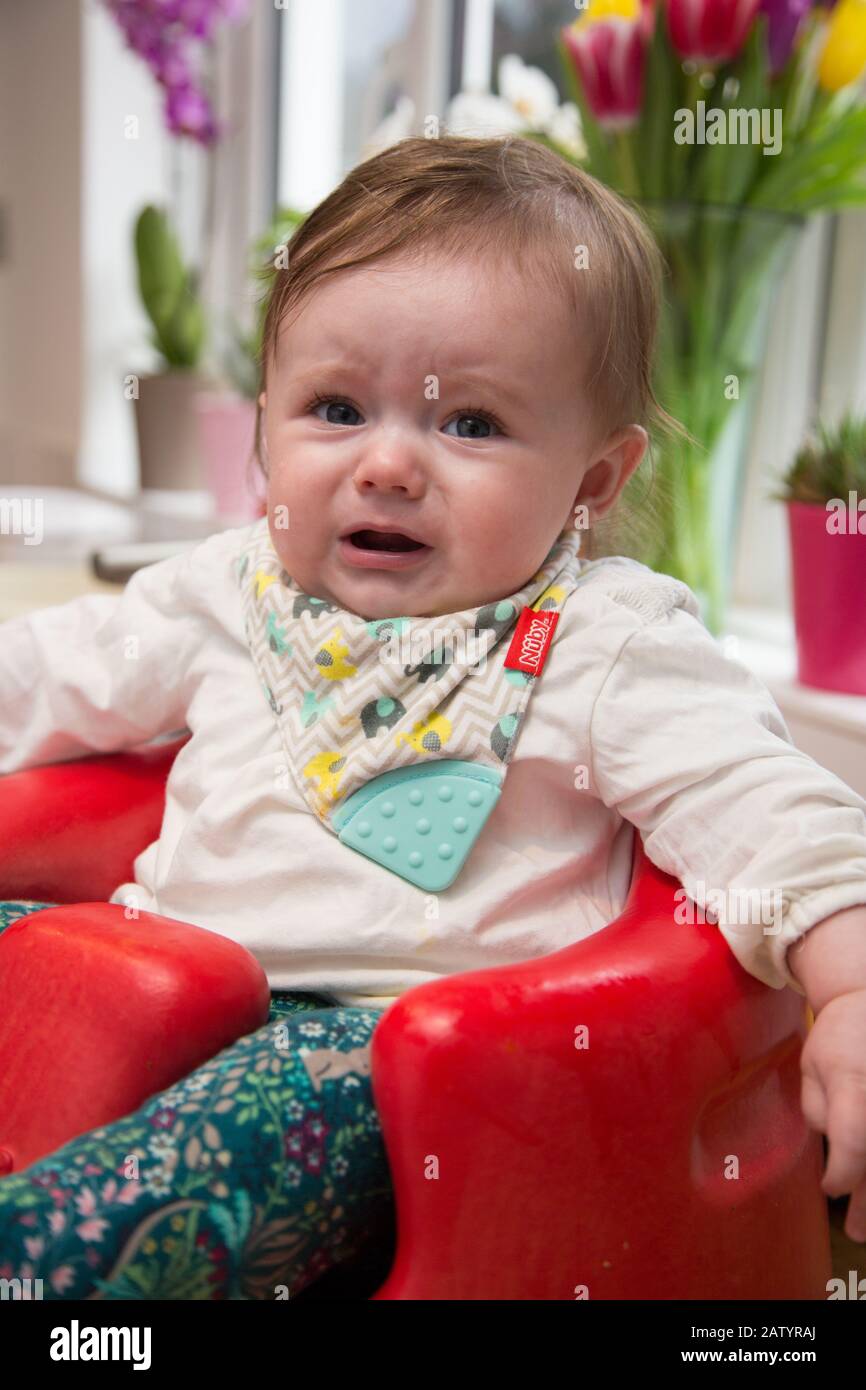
[470,507,531,567]
[265,467,309,535]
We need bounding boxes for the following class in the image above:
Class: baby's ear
[575,424,647,523]
[258,391,267,409]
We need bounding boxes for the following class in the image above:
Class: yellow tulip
[572,0,642,30]
[817,0,866,91]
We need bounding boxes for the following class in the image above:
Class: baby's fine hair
[252,134,692,563]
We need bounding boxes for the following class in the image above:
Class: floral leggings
[0,900,396,1300]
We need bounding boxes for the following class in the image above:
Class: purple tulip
[760,0,817,73]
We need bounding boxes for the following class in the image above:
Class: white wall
[78,0,177,497]
[0,0,83,487]
[731,216,832,611]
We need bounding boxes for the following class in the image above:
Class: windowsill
[724,605,866,739]
[0,484,254,621]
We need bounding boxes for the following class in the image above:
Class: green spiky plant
[772,411,866,505]
[134,205,206,369]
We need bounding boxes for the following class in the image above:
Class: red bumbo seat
[0,739,832,1299]
[0,903,271,1176]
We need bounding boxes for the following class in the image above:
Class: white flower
[444,54,585,159]
[298,1020,327,1037]
[148,1133,176,1159]
[498,54,559,128]
[142,1169,172,1199]
[546,101,587,160]
[444,89,527,137]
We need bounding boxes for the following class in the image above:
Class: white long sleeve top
[2,519,866,1009]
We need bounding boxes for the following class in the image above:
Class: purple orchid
[102,0,251,145]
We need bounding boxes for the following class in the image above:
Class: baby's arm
[0,547,202,774]
[785,907,866,1240]
[588,605,866,1240]
[588,607,866,996]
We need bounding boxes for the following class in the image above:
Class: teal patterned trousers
[0,900,396,1300]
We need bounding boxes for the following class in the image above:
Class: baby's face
[259,249,644,618]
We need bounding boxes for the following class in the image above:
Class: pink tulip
[665,0,762,64]
[561,2,656,132]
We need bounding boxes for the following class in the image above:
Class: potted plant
[194,206,307,520]
[103,0,251,497]
[132,204,210,492]
[773,411,866,695]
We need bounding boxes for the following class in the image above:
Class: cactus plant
[134,204,206,370]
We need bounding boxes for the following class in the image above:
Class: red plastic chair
[0,738,832,1299]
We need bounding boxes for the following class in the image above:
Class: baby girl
[2,134,866,1300]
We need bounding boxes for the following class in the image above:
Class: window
[275,0,458,211]
[77,0,866,616]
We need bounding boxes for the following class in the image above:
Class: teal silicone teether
[331,760,503,891]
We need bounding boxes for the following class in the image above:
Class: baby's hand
[799,989,866,1242]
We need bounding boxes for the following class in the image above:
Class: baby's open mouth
[348,530,427,553]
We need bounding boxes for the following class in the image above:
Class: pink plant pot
[786,499,866,696]
[194,391,266,522]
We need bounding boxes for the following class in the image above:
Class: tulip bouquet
[550,0,866,631]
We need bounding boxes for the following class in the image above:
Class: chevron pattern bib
[236,517,585,891]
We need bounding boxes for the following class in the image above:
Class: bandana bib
[236,517,585,892]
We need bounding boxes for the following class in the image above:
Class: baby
[2,135,866,1300]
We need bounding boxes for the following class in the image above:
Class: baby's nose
[353,443,427,496]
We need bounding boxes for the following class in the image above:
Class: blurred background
[1,0,865,798]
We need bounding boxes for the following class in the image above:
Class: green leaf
[700,16,772,207]
[637,18,676,202]
[207,1202,238,1250]
[134,205,205,370]
[776,409,866,501]
[93,1265,156,1300]
[747,106,866,210]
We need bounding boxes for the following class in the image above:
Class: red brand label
[503,607,560,677]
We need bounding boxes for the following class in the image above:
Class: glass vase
[621,201,805,635]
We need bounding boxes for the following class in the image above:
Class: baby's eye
[309,395,362,426]
[442,409,503,440]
